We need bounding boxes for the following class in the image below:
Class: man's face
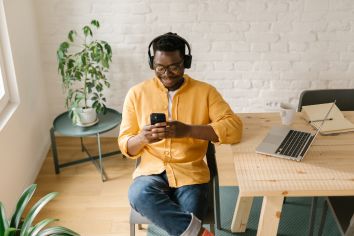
[153,50,185,91]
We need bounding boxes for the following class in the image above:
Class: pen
[309,118,333,123]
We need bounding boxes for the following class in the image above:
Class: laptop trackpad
[256,126,290,153]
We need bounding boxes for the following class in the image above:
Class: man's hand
[139,122,168,143]
[165,121,191,138]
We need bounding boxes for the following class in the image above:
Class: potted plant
[56,19,112,126]
[0,184,79,236]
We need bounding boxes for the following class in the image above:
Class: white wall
[35,0,354,116]
[0,0,50,214]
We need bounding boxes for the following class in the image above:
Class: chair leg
[138,224,143,230]
[130,223,135,236]
[317,200,329,236]
[308,197,319,236]
[210,223,215,234]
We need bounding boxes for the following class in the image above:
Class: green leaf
[82,26,92,37]
[90,19,100,28]
[20,192,58,236]
[0,202,9,236]
[4,228,16,236]
[10,184,37,228]
[28,218,58,236]
[36,226,79,236]
[59,42,69,52]
[103,42,112,55]
[81,54,87,66]
[68,30,76,42]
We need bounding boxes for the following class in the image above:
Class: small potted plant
[57,20,112,126]
[0,184,79,236]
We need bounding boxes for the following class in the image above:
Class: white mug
[280,102,296,125]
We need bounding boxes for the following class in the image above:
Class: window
[0,0,19,131]
[0,50,9,112]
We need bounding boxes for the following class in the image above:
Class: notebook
[255,102,335,161]
[302,103,354,135]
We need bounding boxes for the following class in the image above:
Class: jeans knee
[128,181,143,209]
[128,177,156,210]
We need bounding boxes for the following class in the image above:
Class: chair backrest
[205,142,221,229]
[298,89,354,112]
[328,196,354,236]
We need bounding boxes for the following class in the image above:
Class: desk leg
[97,133,107,182]
[257,196,284,236]
[231,196,253,232]
[50,127,60,174]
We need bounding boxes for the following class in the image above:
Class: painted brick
[235,62,253,71]
[214,62,234,71]
[272,62,291,71]
[34,0,354,115]
[254,62,272,71]
[250,23,271,32]
[328,80,350,88]
[251,43,270,52]
[268,2,289,12]
[234,80,252,89]
[245,32,279,43]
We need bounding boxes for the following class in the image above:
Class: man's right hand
[139,122,167,144]
[126,122,167,156]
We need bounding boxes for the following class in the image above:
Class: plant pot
[73,107,97,126]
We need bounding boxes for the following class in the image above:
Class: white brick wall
[34,0,354,117]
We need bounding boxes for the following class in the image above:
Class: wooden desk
[231,112,354,236]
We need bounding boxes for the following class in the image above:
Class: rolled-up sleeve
[208,87,243,144]
[118,89,143,159]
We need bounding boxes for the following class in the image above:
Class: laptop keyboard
[275,130,313,158]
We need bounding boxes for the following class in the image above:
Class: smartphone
[150,113,166,125]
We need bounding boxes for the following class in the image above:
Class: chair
[297,89,354,236]
[317,197,354,236]
[297,89,354,112]
[129,142,221,236]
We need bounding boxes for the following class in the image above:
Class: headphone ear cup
[148,56,154,70]
[183,55,192,69]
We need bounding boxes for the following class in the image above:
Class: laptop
[256,101,336,161]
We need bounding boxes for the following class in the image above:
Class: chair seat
[130,208,151,225]
[130,207,215,225]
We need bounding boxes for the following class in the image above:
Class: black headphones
[148,32,192,70]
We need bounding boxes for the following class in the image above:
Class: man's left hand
[165,121,191,138]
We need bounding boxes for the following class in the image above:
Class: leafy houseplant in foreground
[0,184,79,236]
[57,19,112,125]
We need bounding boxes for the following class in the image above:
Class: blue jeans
[128,171,209,236]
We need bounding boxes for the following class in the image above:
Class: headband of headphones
[148,32,192,70]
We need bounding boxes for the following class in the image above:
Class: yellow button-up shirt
[118,74,243,187]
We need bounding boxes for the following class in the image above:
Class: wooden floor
[31,137,236,236]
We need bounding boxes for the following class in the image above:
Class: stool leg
[80,137,84,152]
[50,128,60,174]
[96,133,107,182]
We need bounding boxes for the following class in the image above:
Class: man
[118,33,242,236]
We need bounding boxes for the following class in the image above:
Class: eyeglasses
[153,60,184,74]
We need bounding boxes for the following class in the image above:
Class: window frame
[0,0,19,131]
[0,45,10,112]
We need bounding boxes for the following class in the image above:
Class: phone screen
[150,113,166,125]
